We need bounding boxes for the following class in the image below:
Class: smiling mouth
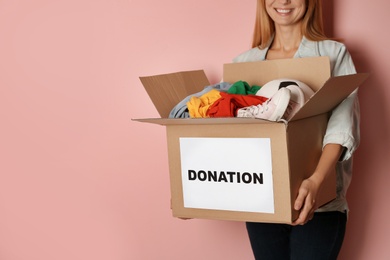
[276,9,293,14]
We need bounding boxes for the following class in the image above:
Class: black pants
[246,211,347,260]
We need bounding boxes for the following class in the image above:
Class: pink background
[0,0,389,259]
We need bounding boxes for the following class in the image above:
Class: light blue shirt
[233,37,359,213]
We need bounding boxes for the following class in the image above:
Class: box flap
[291,73,370,121]
[223,56,331,91]
[132,117,275,126]
[139,70,210,118]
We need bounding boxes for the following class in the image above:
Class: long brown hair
[252,0,328,48]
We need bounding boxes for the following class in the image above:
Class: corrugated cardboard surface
[134,57,369,224]
[139,70,209,118]
[286,113,335,210]
[292,73,369,120]
[167,123,292,223]
[135,117,275,126]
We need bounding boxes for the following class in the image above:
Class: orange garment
[187,89,222,118]
[207,92,268,117]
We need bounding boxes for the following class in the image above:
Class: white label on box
[179,137,274,214]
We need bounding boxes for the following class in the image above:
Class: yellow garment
[187,89,221,118]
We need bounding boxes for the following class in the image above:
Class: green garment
[227,80,261,95]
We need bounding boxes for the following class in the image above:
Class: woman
[233,0,359,259]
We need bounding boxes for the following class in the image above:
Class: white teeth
[276,9,292,13]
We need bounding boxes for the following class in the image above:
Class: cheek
[264,0,274,12]
[265,6,273,18]
[296,8,307,20]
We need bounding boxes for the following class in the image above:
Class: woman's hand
[291,176,321,226]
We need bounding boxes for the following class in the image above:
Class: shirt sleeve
[322,42,360,161]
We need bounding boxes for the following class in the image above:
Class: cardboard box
[134,57,369,224]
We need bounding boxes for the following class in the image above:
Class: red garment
[207,92,268,117]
